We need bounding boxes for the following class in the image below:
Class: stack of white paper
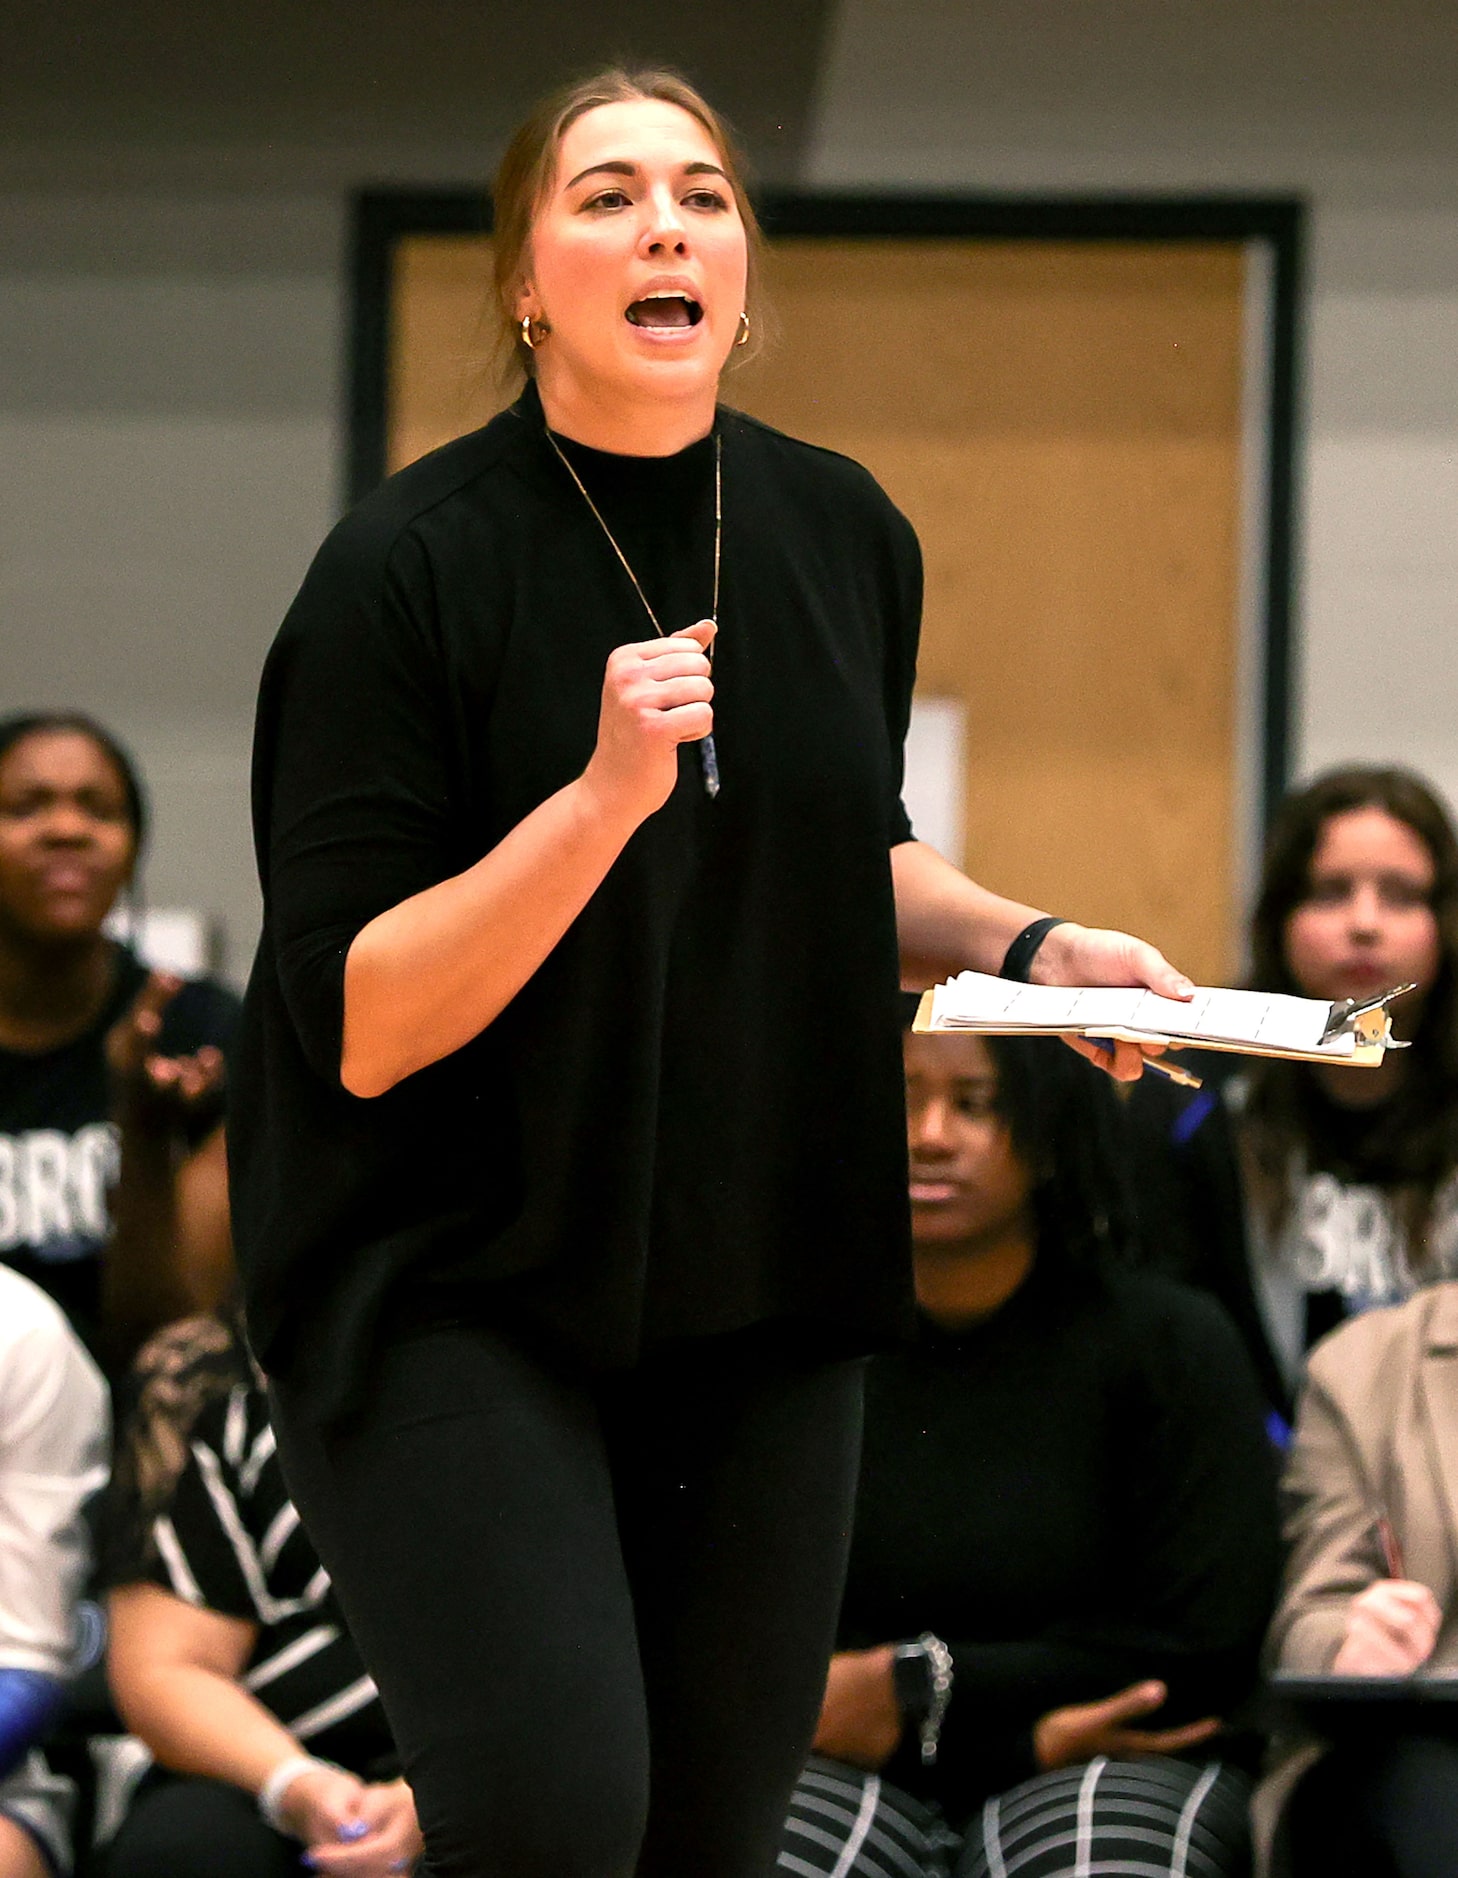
[918,972,1391,1065]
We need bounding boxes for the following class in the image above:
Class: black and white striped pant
[779,1753,1253,1878]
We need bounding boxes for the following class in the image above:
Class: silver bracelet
[258,1754,338,1836]
[919,1633,954,1763]
[892,1632,955,1765]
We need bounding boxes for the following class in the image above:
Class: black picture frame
[348,187,1304,819]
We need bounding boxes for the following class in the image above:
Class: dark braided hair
[985,1033,1137,1269]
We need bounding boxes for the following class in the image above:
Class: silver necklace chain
[545,427,722,796]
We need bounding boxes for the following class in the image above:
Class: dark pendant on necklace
[544,427,725,800]
[700,734,721,798]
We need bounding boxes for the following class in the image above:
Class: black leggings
[271,1321,865,1878]
[1288,1733,1458,1878]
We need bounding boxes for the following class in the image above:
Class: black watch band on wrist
[1000,916,1069,983]
[891,1644,934,1720]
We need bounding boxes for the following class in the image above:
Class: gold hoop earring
[520,313,537,352]
[736,310,751,348]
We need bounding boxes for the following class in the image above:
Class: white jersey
[0,1265,109,1677]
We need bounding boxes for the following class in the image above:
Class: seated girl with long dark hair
[1129,766,1458,1430]
[779,1027,1281,1878]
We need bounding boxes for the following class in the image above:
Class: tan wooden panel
[732,240,1245,984]
[388,235,503,475]
[386,234,1247,982]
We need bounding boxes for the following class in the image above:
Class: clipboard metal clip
[1320,982,1418,1047]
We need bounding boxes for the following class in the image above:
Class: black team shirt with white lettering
[0,947,239,1356]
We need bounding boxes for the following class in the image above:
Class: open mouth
[625,293,704,330]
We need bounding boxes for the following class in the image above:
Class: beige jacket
[1255,1284,1458,1870]
[1270,1281,1458,1676]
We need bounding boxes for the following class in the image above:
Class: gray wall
[5,0,1456,978]
[1,2,833,980]
[806,0,1458,815]
[1,193,342,974]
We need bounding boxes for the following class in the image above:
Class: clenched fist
[581,621,715,825]
[1332,1580,1442,1677]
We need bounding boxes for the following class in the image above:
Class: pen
[1086,1038,1204,1090]
[1377,1512,1406,1580]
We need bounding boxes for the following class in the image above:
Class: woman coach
[229,67,1190,1878]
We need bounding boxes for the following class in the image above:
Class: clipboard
[912,976,1414,1067]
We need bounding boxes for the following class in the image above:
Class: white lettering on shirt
[22,1132,71,1242]
[70,1124,119,1241]
[0,1125,120,1256]
[0,1138,17,1246]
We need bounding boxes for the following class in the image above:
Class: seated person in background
[0,713,238,1373]
[0,1264,109,1878]
[1128,766,1458,1433]
[102,1312,420,1878]
[779,1026,1281,1878]
[1259,1282,1458,1878]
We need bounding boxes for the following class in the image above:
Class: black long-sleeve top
[230,384,921,1421]
[840,1256,1281,1819]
